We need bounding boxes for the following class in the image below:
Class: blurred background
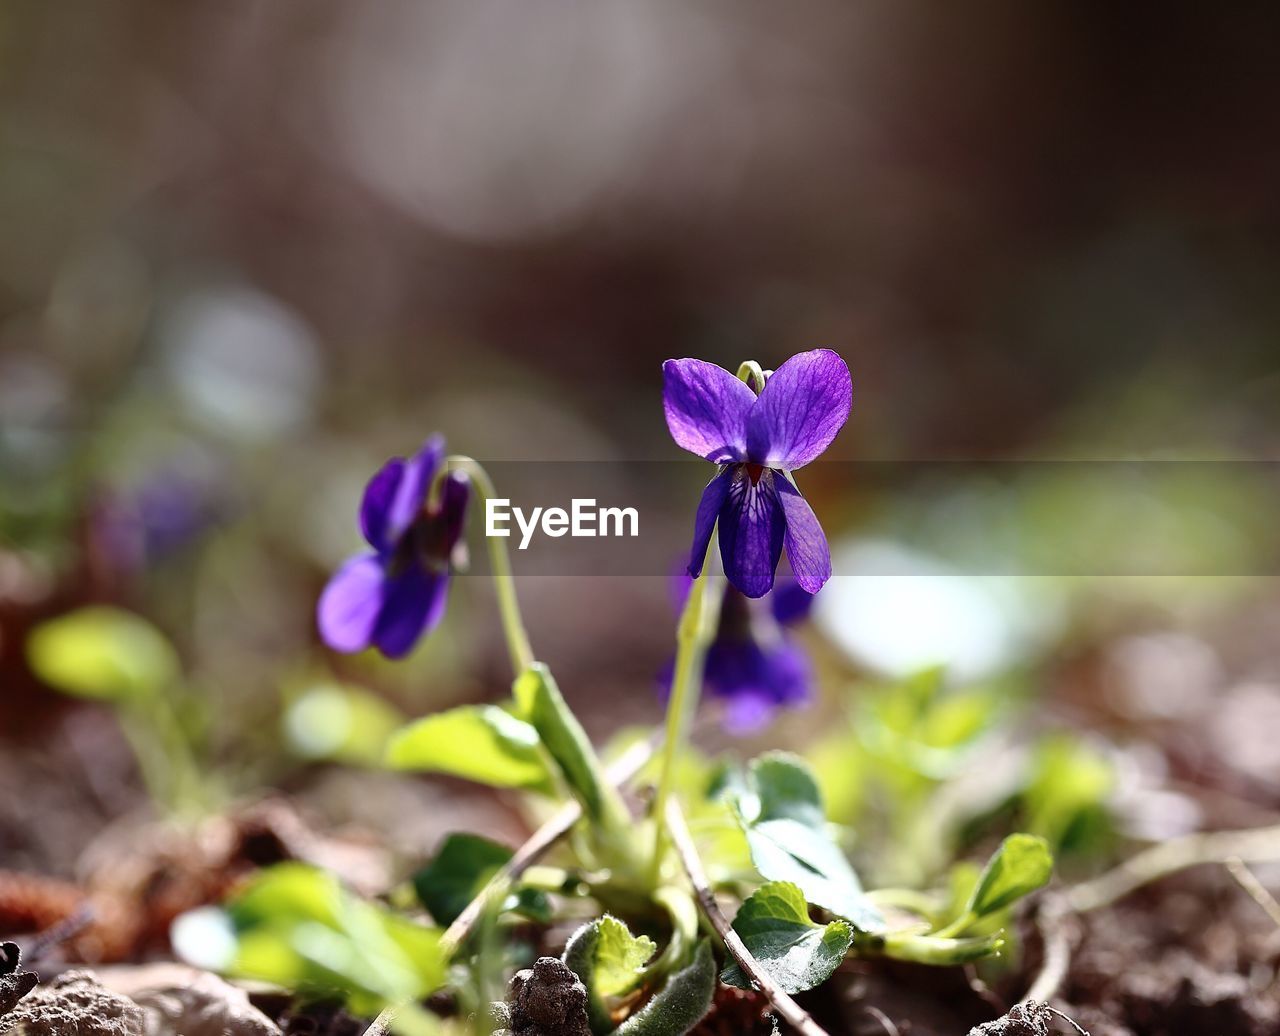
[3,0,1280,893]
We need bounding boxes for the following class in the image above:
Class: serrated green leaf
[27,606,178,701]
[563,916,657,1034]
[385,705,553,792]
[413,833,512,927]
[733,753,885,933]
[612,940,715,1036]
[721,881,852,994]
[967,834,1053,918]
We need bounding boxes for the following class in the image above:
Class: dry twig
[664,798,831,1036]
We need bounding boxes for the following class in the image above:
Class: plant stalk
[648,539,722,887]
[443,456,535,676]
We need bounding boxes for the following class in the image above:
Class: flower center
[745,462,765,485]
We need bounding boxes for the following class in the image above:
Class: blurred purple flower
[89,468,226,578]
[662,349,851,598]
[317,436,469,658]
[662,574,817,734]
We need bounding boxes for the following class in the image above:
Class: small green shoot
[936,834,1053,938]
[26,605,211,815]
[563,915,658,1034]
[611,940,715,1036]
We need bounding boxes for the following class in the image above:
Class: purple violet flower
[317,436,469,658]
[662,349,851,598]
[662,575,817,734]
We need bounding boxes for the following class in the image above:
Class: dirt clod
[130,971,281,1036]
[493,956,591,1036]
[0,970,145,1036]
[967,1000,1054,1036]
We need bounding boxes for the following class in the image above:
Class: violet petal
[373,566,448,658]
[746,349,851,469]
[359,458,406,552]
[317,554,386,653]
[360,436,444,551]
[688,466,734,578]
[718,469,786,598]
[662,359,756,463]
[776,476,832,594]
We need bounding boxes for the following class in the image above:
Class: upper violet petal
[373,566,448,658]
[361,436,445,551]
[391,435,445,538]
[317,554,386,653]
[688,466,734,578]
[662,359,756,463]
[718,469,786,598]
[776,477,832,594]
[746,349,852,469]
[360,458,407,551]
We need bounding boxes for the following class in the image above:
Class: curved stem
[443,455,535,676]
[735,360,766,394]
[648,538,723,886]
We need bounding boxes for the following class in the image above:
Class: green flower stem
[648,537,724,887]
[442,455,535,676]
[736,360,766,394]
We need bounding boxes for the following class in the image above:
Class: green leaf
[26,606,178,701]
[721,881,853,994]
[612,940,715,1036]
[385,705,553,792]
[1024,735,1114,850]
[503,885,553,924]
[413,833,512,927]
[733,753,885,933]
[563,916,657,1034]
[515,663,623,825]
[217,863,446,1017]
[967,834,1053,919]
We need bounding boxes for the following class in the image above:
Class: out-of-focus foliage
[27,606,178,702]
[188,863,446,1020]
[283,681,404,765]
[386,703,554,792]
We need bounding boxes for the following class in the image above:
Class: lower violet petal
[372,565,448,658]
[776,476,833,594]
[718,469,786,598]
[687,467,733,578]
[317,554,387,653]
